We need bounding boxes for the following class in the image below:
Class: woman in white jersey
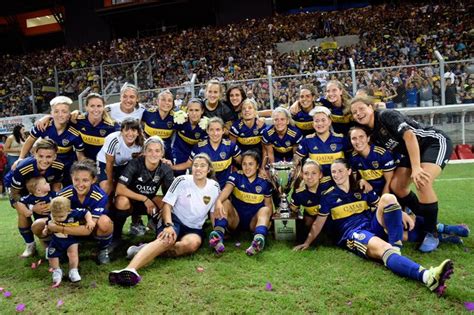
[105,83,146,123]
[96,118,145,195]
[109,153,220,287]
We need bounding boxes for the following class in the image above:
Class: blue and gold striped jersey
[30,120,84,167]
[296,132,350,178]
[319,98,353,135]
[229,118,266,154]
[320,186,379,245]
[349,145,396,196]
[190,139,241,188]
[72,114,119,161]
[262,125,303,162]
[292,109,314,136]
[290,185,322,216]
[173,121,207,165]
[11,157,64,192]
[227,171,272,215]
[142,108,174,158]
[59,184,108,218]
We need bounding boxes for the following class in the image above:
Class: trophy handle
[290,164,302,189]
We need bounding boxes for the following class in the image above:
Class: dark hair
[12,124,25,143]
[331,158,360,193]
[226,85,247,106]
[187,97,205,109]
[121,118,144,147]
[70,159,97,179]
[300,84,317,96]
[192,153,215,179]
[241,150,261,168]
[348,125,371,139]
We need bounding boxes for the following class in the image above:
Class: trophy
[268,161,299,219]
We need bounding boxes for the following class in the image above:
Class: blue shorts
[47,236,78,258]
[235,207,260,231]
[97,162,126,183]
[344,214,387,258]
[156,213,204,241]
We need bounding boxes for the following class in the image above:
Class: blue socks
[382,248,425,282]
[19,227,34,244]
[383,204,404,248]
[96,234,113,250]
[213,218,228,239]
[255,225,268,237]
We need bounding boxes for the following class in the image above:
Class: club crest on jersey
[285,141,291,146]
[153,175,161,183]
[203,196,211,205]
[195,132,200,139]
[167,121,173,128]
[62,139,69,146]
[353,232,366,241]
[219,152,226,159]
[330,144,337,151]
[354,193,362,200]
[255,186,262,193]
[372,161,379,168]
[100,129,106,136]
[253,129,259,135]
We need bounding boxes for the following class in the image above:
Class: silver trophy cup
[268,161,298,219]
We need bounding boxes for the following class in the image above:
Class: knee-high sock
[213,218,228,239]
[96,234,113,250]
[418,202,438,234]
[113,210,130,239]
[19,227,34,244]
[397,191,420,214]
[382,248,425,282]
[408,216,425,242]
[383,204,404,248]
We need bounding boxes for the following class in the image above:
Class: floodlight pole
[434,50,445,106]
[24,76,36,114]
[349,58,357,95]
[133,61,143,87]
[190,73,197,98]
[54,66,59,96]
[100,61,105,93]
[267,65,274,110]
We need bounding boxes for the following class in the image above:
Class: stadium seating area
[0,1,472,116]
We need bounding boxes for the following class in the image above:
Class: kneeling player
[209,150,273,256]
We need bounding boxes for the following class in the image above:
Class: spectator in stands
[419,79,433,107]
[4,124,26,174]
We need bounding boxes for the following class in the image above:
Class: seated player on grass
[294,159,455,296]
[109,153,220,287]
[208,150,273,256]
[42,196,95,286]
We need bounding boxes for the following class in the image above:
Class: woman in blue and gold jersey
[319,80,353,135]
[349,126,395,196]
[73,93,119,161]
[141,90,175,160]
[290,159,323,228]
[16,96,85,185]
[172,98,207,176]
[262,107,302,164]
[291,84,318,136]
[174,117,241,188]
[294,159,455,297]
[229,98,266,157]
[209,150,273,256]
[294,106,350,190]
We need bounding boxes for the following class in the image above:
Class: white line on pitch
[436,177,474,181]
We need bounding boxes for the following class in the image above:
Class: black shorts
[398,133,453,169]
[156,213,204,241]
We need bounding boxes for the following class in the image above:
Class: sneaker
[52,268,63,286]
[109,268,141,287]
[419,233,439,253]
[439,234,464,245]
[126,244,146,259]
[246,236,265,256]
[20,242,36,258]
[437,223,470,237]
[129,223,146,237]
[108,239,123,254]
[68,268,81,282]
[98,248,110,264]
[209,231,225,255]
[425,259,454,296]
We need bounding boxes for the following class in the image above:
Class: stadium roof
[1,0,64,16]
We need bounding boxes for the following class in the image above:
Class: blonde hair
[206,117,225,131]
[26,177,46,194]
[272,106,294,125]
[50,96,73,109]
[241,98,258,114]
[50,196,71,221]
[326,80,352,114]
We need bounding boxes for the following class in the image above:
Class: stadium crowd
[0,1,472,116]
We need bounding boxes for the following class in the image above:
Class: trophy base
[272,212,298,241]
